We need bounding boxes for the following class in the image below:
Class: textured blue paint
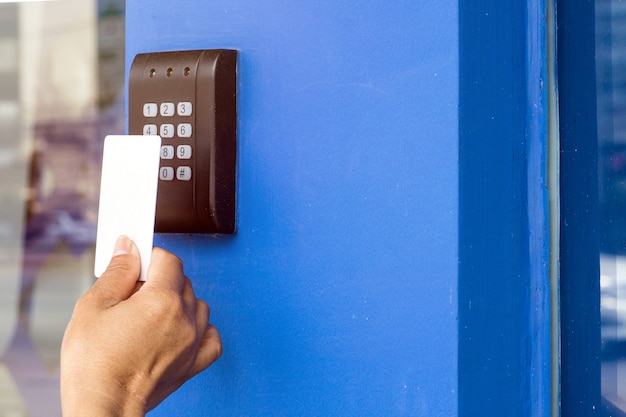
[458,0,552,416]
[525,1,552,415]
[127,1,458,416]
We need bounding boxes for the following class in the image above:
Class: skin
[60,236,222,416]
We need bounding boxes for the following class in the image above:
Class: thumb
[90,236,142,307]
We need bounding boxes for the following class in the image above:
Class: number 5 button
[160,124,174,138]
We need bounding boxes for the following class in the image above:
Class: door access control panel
[129,49,237,234]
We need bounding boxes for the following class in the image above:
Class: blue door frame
[459,0,552,415]
[557,0,603,416]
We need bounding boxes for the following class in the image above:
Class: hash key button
[176,166,192,181]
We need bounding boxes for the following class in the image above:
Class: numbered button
[143,103,158,117]
[178,123,192,138]
[160,167,174,181]
[160,145,174,160]
[143,124,157,135]
[177,102,192,116]
[177,145,192,159]
[176,166,192,181]
[160,124,175,138]
[160,102,175,117]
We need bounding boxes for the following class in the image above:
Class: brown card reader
[128,49,237,234]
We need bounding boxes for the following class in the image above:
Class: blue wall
[127,1,459,416]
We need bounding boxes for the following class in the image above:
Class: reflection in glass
[0,0,125,415]
[0,5,26,416]
[598,0,626,411]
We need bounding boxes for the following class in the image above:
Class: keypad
[141,101,193,182]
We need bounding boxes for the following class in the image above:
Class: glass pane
[598,0,626,410]
[0,1,125,415]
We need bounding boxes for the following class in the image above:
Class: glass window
[0,1,124,415]
[597,0,626,411]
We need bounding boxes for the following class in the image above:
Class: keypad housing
[129,50,237,234]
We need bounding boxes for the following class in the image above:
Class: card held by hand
[94,135,161,281]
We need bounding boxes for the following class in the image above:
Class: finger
[189,324,222,377]
[143,247,185,293]
[195,299,210,335]
[90,236,141,307]
[181,277,196,310]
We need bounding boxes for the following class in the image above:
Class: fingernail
[112,235,132,256]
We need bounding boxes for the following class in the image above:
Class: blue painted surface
[127,1,459,416]
[458,0,552,416]
[526,1,552,415]
[556,0,602,415]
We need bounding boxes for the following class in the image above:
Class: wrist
[61,376,146,417]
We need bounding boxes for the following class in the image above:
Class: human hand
[60,236,222,417]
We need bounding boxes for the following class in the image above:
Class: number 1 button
[143,103,157,117]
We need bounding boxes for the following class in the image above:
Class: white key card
[94,135,162,281]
